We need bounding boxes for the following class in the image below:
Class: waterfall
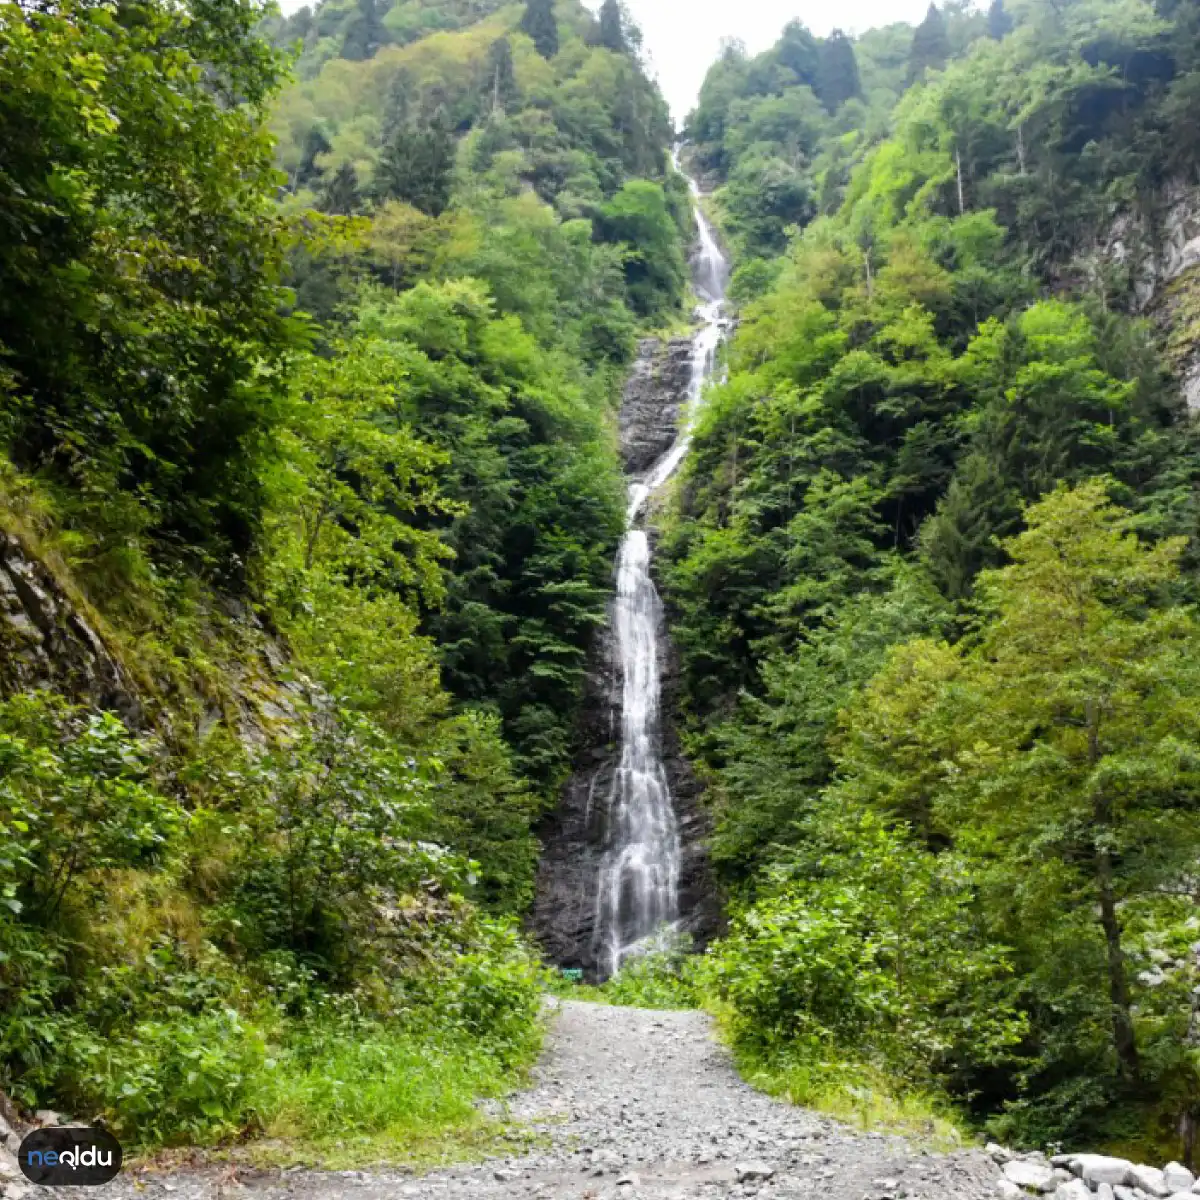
[592,169,729,978]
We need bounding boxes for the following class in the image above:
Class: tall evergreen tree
[320,162,362,215]
[520,0,559,59]
[815,30,863,114]
[908,3,951,82]
[486,37,519,113]
[341,0,387,61]
[986,0,1014,39]
[372,125,456,215]
[776,20,820,90]
[597,0,626,53]
[297,126,331,188]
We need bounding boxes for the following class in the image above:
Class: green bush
[63,1009,269,1145]
[599,940,701,1010]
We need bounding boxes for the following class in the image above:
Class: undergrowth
[718,1016,967,1151]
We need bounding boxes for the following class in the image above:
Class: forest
[666,0,1200,1155]
[0,0,688,1156]
[5,0,1200,1169]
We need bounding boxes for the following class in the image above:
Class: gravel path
[94,1000,1003,1200]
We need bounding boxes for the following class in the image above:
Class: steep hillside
[0,0,686,1155]
[664,0,1200,1156]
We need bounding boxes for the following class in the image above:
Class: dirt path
[98,1001,1003,1200]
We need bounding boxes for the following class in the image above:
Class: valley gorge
[532,179,728,978]
[10,0,1200,1176]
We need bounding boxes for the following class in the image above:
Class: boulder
[1058,1180,1095,1200]
[1004,1161,1058,1193]
[989,1145,1016,1165]
[1129,1167,1170,1198]
[1165,1167,1196,1193]
[999,1183,1026,1200]
[1072,1157,1135,1188]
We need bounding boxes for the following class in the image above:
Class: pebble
[88,1002,1029,1200]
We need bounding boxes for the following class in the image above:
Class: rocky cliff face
[0,530,142,720]
[619,337,695,474]
[531,338,720,977]
[0,528,312,746]
[1103,179,1200,409]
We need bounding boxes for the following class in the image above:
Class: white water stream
[592,173,729,977]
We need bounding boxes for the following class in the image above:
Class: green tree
[321,161,363,215]
[520,0,559,59]
[908,3,951,82]
[597,0,626,52]
[775,20,820,89]
[956,483,1200,1085]
[845,483,1200,1121]
[342,0,388,60]
[596,180,687,318]
[815,30,864,114]
[986,0,1014,39]
[373,125,456,216]
[486,37,519,114]
[0,0,297,572]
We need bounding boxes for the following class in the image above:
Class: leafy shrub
[0,694,183,924]
[702,812,1025,1088]
[62,1009,269,1145]
[599,939,701,1010]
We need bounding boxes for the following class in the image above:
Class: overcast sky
[585,0,931,119]
[277,0,933,120]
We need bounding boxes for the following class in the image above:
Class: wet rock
[620,338,695,475]
[530,336,720,977]
[0,532,140,720]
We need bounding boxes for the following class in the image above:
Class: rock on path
[90,1000,1000,1200]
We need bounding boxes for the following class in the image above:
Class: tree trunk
[1087,700,1139,1082]
[1094,781,1140,1081]
[1095,841,1139,1080]
[955,147,966,215]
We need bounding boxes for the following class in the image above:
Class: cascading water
[592,170,729,978]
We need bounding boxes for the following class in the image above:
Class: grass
[244,1021,545,1169]
[707,1005,969,1151]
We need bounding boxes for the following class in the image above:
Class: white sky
[586,0,931,119]
[277,0,933,120]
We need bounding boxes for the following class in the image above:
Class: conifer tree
[342,0,386,61]
[776,20,820,89]
[486,37,518,113]
[372,125,455,215]
[815,30,863,114]
[520,0,559,59]
[986,0,1014,39]
[297,127,331,188]
[320,162,361,215]
[908,3,950,82]
[598,0,626,53]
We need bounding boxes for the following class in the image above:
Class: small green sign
[560,968,584,982]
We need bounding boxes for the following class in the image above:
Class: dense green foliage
[0,0,685,1150]
[669,0,1200,1153]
